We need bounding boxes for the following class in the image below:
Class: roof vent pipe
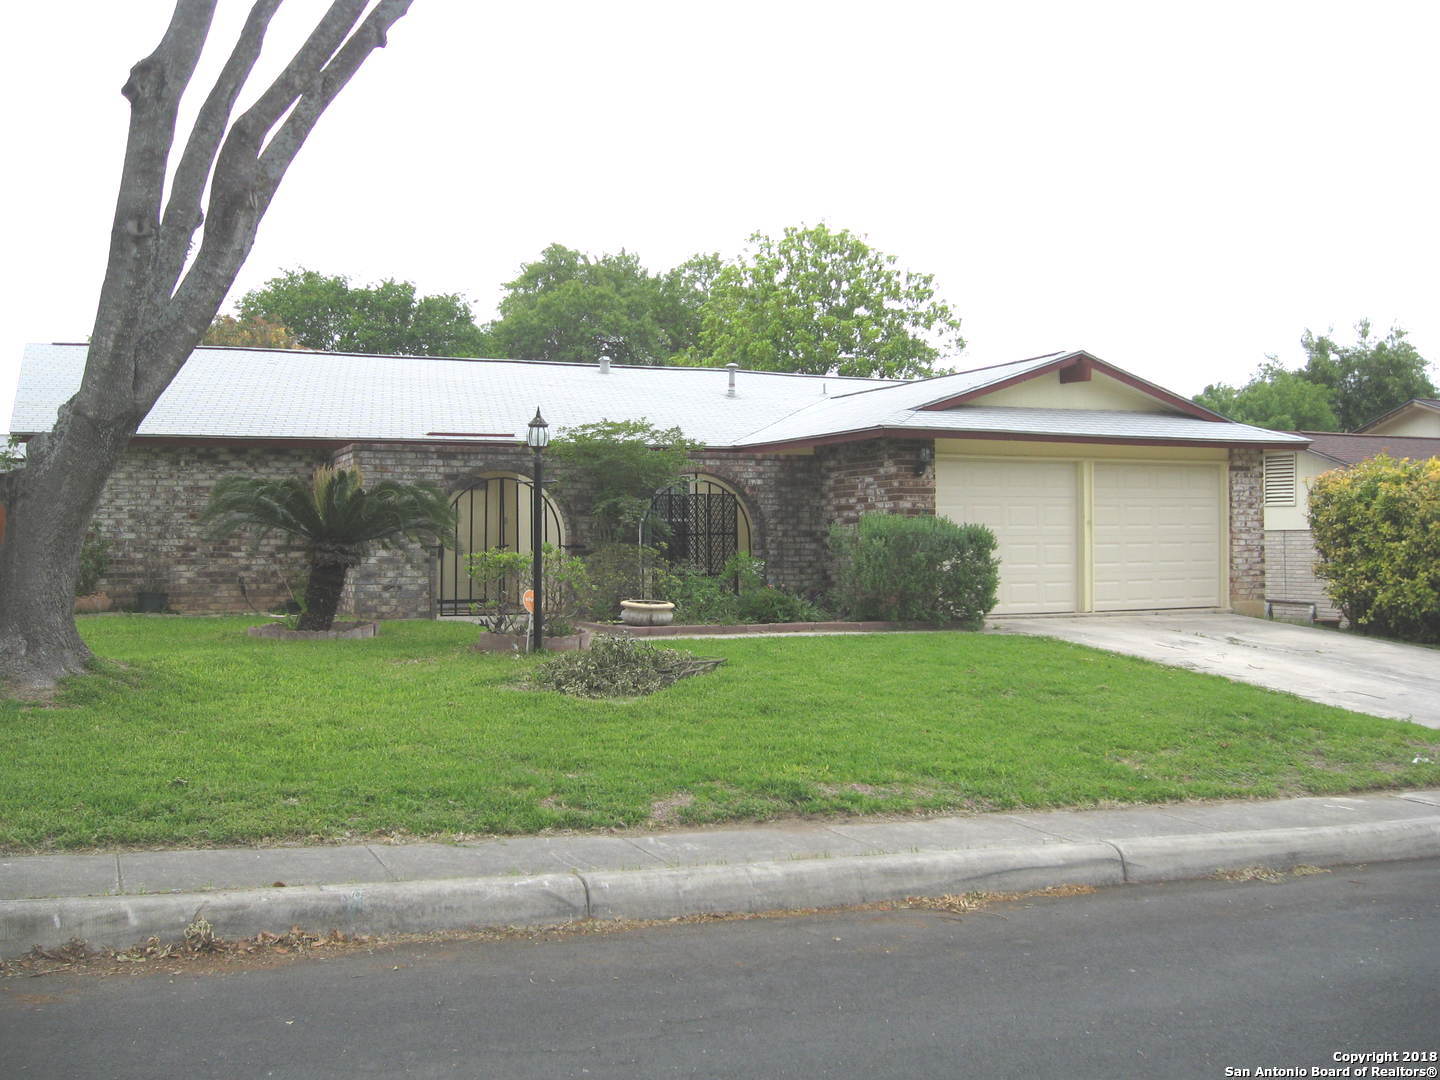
[598,354,611,374]
[726,362,738,397]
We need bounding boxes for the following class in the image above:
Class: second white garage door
[1092,463,1222,610]
[935,457,1223,615]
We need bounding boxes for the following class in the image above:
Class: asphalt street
[3,858,1438,1080]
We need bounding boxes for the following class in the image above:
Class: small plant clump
[528,635,724,698]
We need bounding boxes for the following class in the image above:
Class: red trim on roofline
[917,351,1226,421]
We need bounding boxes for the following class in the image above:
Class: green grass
[1,616,1436,851]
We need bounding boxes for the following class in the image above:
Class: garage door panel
[1093,463,1221,611]
[936,459,1078,615]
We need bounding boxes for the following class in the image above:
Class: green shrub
[737,585,827,624]
[76,527,113,597]
[466,544,594,636]
[583,542,676,617]
[1308,455,1440,643]
[529,635,724,698]
[828,513,998,627]
[668,565,741,624]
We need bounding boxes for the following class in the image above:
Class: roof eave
[730,424,1310,453]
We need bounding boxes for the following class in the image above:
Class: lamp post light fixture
[526,408,550,653]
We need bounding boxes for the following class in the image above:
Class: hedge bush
[828,513,999,627]
[1309,454,1440,643]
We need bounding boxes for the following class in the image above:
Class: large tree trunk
[0,0,412,695]
[0,411,137,692]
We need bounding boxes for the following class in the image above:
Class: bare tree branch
[79,0,215,419]
[258,0,412,185]
[154,0,284,300]
[235,0,369,138]
[147,0,414,398]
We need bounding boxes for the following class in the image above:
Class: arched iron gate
[643,476,752,575]
[437,477,564,616]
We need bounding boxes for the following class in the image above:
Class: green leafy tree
[1300,321,1436,431]
[236,269,487,356]
[683,224,965,378]
[204,467,454,632]
[202,313,297,349]
[0,435,23,471]
[485,244,710,365]
[548,420,699,543]
[1308,455,1440,642]
[1195,361,1340,430]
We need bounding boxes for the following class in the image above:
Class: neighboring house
[8,343,1306,620]
[1262,430,1440,621]
[1353,397,1440,438]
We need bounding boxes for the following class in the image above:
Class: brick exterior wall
[1228,447,1265,612]
[90,444,326,613]
[89,436,1263,619]
[818,438,935,524]
[691,451,828,594]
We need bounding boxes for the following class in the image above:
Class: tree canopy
[483,245,713,366]
[680,224,965,379]
[1195,321,1435,432]
[547,419,699,542]
[1299,321,1435,431]
[1194,362,1340,431]
[482,227,965,378]
[202,312,297,349]
[235,268,487,356]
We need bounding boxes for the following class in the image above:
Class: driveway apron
[989,613,1440,729]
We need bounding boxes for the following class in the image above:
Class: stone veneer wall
[1227,447,1265,613]
[817,438,936,525]
[90,443,326,613]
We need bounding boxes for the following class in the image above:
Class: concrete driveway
[989,612,1440,729]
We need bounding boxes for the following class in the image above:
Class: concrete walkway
[990,612,1440,728]
[4,791,1438,954]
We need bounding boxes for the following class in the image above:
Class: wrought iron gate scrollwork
[643,476,752,576]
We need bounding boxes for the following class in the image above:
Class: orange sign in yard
[522,588,535,614]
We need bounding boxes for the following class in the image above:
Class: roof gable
[916,351,1224,421]
[1354,398,1440,437]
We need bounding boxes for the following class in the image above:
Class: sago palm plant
[205,467,455,631]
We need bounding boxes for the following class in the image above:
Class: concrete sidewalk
[4,791,1439,954]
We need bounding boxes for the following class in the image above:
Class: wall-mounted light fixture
[914,445,934,476]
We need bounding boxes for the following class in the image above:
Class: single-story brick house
[8,343,1308,619]
[1262,426,1440,621]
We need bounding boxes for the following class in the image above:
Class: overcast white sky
[4,1,1438,436]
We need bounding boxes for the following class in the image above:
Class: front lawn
[1,617,1436,851]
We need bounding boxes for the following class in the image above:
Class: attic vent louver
[1263,452,1297,507]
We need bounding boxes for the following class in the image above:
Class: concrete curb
[5,817,1438,955]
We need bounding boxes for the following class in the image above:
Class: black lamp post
[526,408,549,653]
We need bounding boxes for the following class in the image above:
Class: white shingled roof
[8,343,1308,449]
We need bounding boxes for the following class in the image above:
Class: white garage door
[1092,463,1221,610]
[935,459,1078,614]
